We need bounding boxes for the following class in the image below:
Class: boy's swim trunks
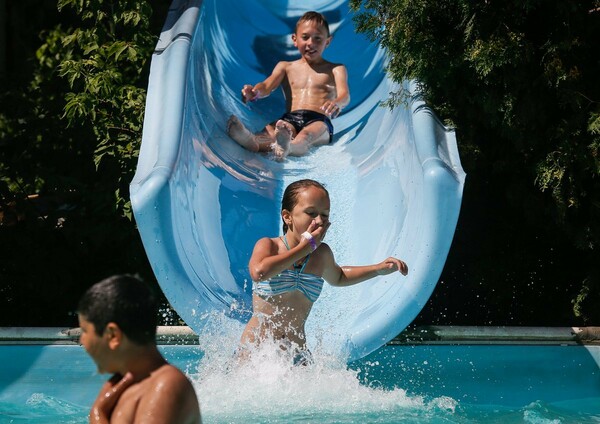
[280,109,334,143]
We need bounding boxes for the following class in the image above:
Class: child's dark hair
[281,179,329,233]
[296,11,330,37]
[77,274,158,345]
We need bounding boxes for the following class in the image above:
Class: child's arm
[241,61,288,103]
[90,372,135,423]
[321,64,350,118]
[249,221,329,281]
[248,237,313,282]
[322,252,408,287]
[248,220,330,281]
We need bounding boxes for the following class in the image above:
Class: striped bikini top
[252,236,325,303]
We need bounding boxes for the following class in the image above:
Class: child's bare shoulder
[130,364,190,399]
[153,364,189,382]
[254,236,280,252]
[274,60,295,70]
[318,60,346,73]
[316,242,334,260]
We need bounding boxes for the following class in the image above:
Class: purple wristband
[302,231,317,252]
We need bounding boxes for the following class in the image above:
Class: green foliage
[54,0,155,219]
[352,0,600,322]
[0,0,596,327]
[0,0,166,326]
[1,0,156,220]
[572,261,599,324]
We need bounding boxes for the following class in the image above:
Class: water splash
[187,311,458,423]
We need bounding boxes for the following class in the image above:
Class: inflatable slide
[130,0,466,361]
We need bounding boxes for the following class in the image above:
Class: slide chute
[131,0,465,361]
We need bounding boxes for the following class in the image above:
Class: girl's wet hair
[281,179,329,233]
[296,11,330,37]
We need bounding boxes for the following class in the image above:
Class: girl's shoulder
[305,242,335,275]
[315,242,334,261]
[254,236,282,252]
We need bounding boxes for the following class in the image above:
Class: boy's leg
[227,115,258,151]
[272,120,296,160]
[287,121,330,157]
[227,115,275,152]
[258,124,278,152]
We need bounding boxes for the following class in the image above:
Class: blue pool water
[1,342,599,423]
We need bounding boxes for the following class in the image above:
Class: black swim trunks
[279,109,334,143]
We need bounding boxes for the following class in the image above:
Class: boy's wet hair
[281,179,329,233]
[78,274,158,345]
[296,11,330,37]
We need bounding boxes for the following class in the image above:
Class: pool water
[1,341,599,423]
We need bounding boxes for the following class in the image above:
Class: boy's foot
[227,115,259,152]
[272,120,294,160]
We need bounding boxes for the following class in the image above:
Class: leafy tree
[1,0,597,327]
[351,0,599,323]
[0,0,170,326]
[56,0,156,219]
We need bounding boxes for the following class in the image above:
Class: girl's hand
[306,219,330,246]
[376,257,408,276]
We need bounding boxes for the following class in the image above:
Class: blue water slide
[130,0,466,361]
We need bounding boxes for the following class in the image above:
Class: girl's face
[292,21,331,63]
[284,186,330,234]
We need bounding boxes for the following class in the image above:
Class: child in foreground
[227,11,350,160]
[77,275,201,423]
[238,179,408,364]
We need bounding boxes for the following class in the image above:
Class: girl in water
[239,179,408,363]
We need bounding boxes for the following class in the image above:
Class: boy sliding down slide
[227,11,350,160]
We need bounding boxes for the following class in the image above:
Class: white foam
[189,312,457,422]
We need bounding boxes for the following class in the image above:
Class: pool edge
[0,326,598,345]
[391,325,600,345]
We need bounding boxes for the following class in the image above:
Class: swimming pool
[1,326,598,423]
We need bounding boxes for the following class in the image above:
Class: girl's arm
[322,253,408,287]
[248,237,313,282]
[249,220,329,281]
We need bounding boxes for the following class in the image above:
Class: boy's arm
[90,373,135,424]
[241,61,288,103]
[323,256,408,287]
[321,64,350,118]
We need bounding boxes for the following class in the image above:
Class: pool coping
[392,325,600,345]
[0,326,598,345]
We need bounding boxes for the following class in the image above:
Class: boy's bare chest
[286,63,335,90]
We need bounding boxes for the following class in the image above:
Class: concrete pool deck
[1,326,598,346]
